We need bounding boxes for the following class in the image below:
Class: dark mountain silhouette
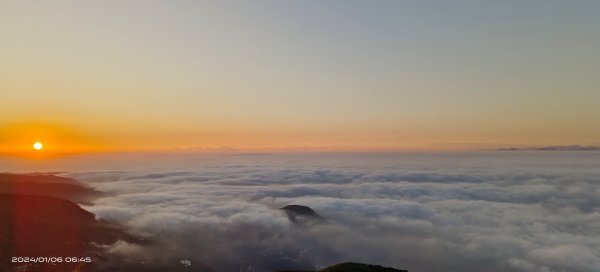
[280,205,324,223]
[0,173,103,204]
[278,262,408,272]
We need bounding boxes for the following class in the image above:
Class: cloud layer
[64,153,600,272]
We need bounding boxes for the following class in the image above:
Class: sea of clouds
[63,152,600,272]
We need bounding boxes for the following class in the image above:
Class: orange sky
[2,2,600,155]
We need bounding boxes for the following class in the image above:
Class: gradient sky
[2,1,600,153]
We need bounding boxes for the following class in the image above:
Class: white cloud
[64,154,600,272]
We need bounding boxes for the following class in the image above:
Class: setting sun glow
[33,142,43,150]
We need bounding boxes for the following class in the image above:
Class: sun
[33,141,43,150]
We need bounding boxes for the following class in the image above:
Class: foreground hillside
[0,173,145,272]
[0,193,143,272]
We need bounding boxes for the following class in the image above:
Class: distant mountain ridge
[496,145,600,151]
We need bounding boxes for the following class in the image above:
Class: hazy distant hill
[496,145,600,151]
[0,173,103,204]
